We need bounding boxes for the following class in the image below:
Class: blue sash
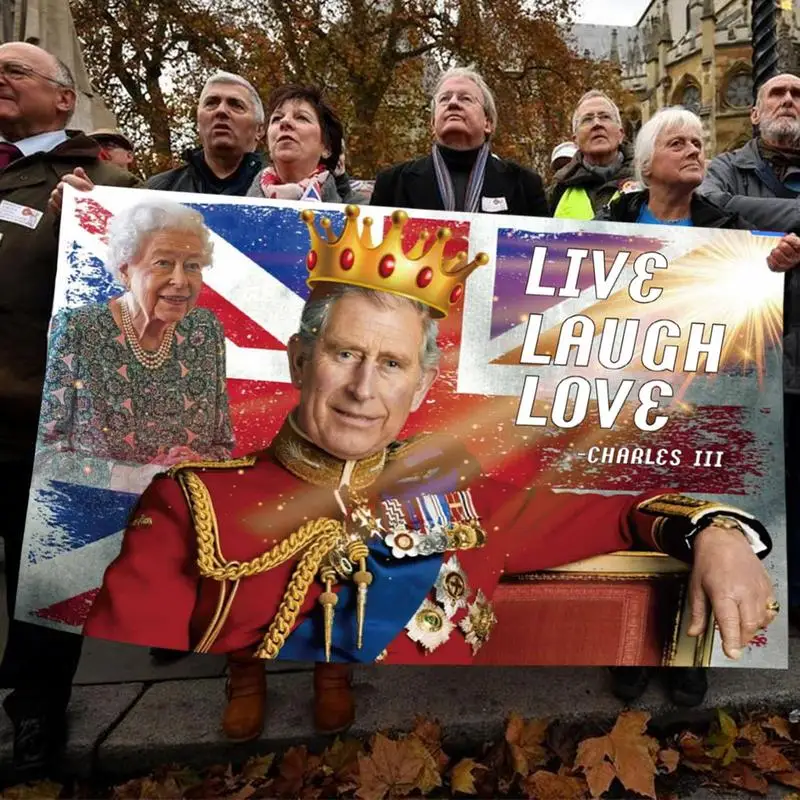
[278,459,463,662]
[277,538,442,662]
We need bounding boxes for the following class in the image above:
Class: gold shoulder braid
[177,467,383,661]
[166,455,257,478]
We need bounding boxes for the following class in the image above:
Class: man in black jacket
[699,73,800,624]
[370,67,548,217]
[147,71,265,195]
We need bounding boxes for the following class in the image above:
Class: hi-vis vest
[554,187,620,220]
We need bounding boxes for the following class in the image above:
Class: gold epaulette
[166,455,257,478]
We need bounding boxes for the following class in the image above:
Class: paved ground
[1,570,799,793]
[1,628,799,783]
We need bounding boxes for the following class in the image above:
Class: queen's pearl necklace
[119,299,177,370]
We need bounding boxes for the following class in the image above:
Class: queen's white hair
[430,66,498,133]
[105,200,214,282]
[634,106,704,186]
[200,71,265,124]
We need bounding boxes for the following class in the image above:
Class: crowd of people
[0,37,798,783]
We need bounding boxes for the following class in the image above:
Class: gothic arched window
[682,84,701,113]
[725,73,754,108]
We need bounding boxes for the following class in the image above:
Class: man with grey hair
[551,89,636,220]
[371,66,548,216]
[0,39,139,782]
[147,71,265,194]
[699,72,800,629]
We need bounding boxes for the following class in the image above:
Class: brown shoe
[313,662,355,733]
[222,652,266,742]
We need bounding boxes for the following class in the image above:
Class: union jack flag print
[16,185,788,668]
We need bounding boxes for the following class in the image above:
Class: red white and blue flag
[16,186,787,668]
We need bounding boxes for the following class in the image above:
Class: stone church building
[573,0,800,156]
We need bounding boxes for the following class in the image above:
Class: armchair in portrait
[475,551,715,667]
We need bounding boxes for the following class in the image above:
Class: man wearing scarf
[370,67,548,217]
[550,90,638,220]
[700,72,800,629]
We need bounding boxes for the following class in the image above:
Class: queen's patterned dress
[37,303,234,466]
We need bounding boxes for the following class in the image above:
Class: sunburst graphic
[652,231,784,384]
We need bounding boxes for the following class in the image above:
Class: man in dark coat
[699,73,800,624]
[146,71,265,195]
[370,67,548,218]
[0,40,139,781]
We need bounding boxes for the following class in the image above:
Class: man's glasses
[577,111,617,128]
[0,60,71,88]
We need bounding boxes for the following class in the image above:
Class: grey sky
[576,0,651,25]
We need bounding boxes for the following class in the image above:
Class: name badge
[0,199,43,229]
[481,196,508,213]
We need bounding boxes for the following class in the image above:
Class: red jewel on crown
[379,254,395,278]
[300,205,490,318]
[449,284,464,304]
[416,267,433,288]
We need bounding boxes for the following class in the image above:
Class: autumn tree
[70,0,248,173]
[235,0,625,175]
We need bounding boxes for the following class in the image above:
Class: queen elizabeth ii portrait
[36,199,234,477]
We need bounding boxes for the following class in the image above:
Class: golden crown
[301,205,489,318]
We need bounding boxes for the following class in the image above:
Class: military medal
[385,529,421,558]
[434,555,470,618]
[459,590,497,655]
[379,489,486,559]
[406,598,455,652]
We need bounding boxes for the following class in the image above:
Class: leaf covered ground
[3,709,800,799]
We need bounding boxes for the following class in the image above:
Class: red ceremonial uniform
[84,417,690,664]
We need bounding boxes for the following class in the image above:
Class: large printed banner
[16,186,788,667]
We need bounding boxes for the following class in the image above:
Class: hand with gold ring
[690,524,777,660]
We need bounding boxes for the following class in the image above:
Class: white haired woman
[37,199,234,471]
[596,106,753,227]
[595,106,800,709]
